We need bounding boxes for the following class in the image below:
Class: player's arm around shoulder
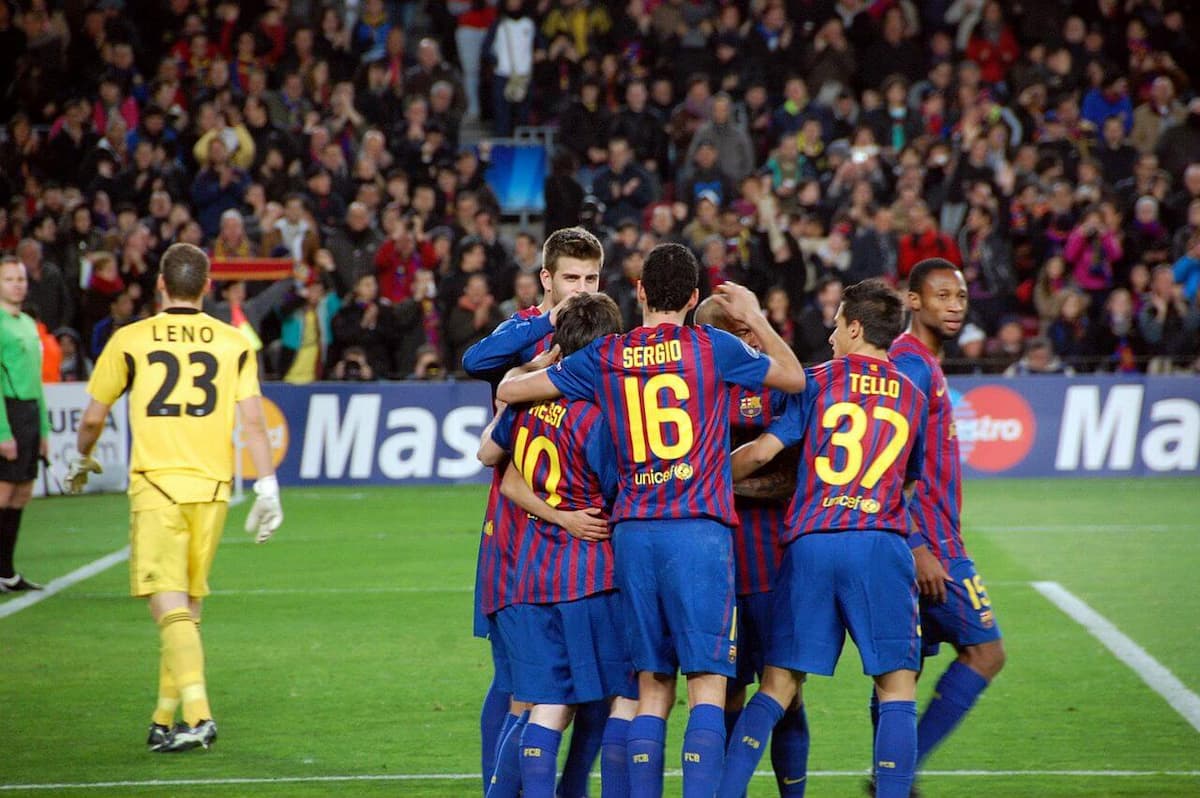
[496,343,567,405]
[731,431,786,482]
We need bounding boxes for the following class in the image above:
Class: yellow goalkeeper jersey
[87,308,261,510]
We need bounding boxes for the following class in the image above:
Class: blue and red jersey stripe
[728,386,788,595]
[769,355,928,541]
[889,332,967,561]
[548,323,770,525]
[502,400,616,604]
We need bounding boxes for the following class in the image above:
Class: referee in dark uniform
[0,256,49,591]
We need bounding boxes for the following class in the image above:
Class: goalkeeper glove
[65,453,103,494]
[245,475,283,543]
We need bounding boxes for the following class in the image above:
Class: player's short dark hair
[552,292,623,355]
[907,257,961,294]
[841,279,904,350]
[160,243,210,300]
[641,243,698,312]
[542,227,603,276]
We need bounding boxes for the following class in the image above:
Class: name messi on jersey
[622,340,683,369]
[849,373,900,398]
[528,401,566,428]
[151,324,216,344]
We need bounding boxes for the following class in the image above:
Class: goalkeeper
[67,243,283,753]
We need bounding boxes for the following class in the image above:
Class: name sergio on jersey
[634,460,694,486]
[821,494,882,513]
[622,340,683,369]
[849,373,900,398]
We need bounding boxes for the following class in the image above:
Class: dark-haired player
[479,292,639,798]
[462,228,608,797]
[694,296,811,792]
[886,259,1005,780]
[499,243,805,798]
[719,280,927,798]
[67,243,282,752]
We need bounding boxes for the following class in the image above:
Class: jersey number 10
[513,428,564,508]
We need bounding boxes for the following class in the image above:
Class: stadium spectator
[898,203,961,280]
[1005,336,1075,376]
[277,269,341,384]
[1139,264,1200,372]
[498,270,540,317]
[17,239,72,332]
[794,274,841,364]
[1064,208,1122,310]
[330,272,400,378]
[1131,77,1185,155]
[444,272,502,373]
[593,137,653,229]
[89,287,136,359]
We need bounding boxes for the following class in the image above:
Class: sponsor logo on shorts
[951,385,1036,472]
[634,461,694,486]
[821,495,881,513]
[980,609,995,629]
[739,396,763,419]
[728,644,737,663]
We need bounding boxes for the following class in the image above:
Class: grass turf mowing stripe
[1033,581,1200,734]
[0,546,128,620]
[4,770,1200,790]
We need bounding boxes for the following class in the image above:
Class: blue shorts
[496,591,637,705]
[921,557,1003,658]
[488,614,513,694]
[614,519,737,677]
[731,590,773,688]
[769,531,921,677]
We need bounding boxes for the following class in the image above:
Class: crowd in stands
[4,0,1200,381]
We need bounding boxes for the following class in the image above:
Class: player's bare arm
[712,282,806,393]
[238,396,283,543]
[734,469,796,500]
[731,432,786,482]
[499,463,610,542]
[903,478,950,603]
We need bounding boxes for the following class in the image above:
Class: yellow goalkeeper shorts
[129,501,229,598]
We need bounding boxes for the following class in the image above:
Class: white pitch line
[971,524,1176,533]
[0,547,129,620]
[1033,581,1200,734]
[61,586,474,599]
[3,770,1198,791]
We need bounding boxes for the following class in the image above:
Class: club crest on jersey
[739,396,763,419]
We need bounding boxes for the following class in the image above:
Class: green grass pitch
[2,478,1198,797]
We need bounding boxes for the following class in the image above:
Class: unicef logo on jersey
[634,461,694,486]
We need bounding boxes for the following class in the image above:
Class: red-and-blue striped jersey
[473,305,552,626]
[547,323,771,524]
[768,354,927,542]
[889,332,967,560]
[729,386,789,595]
[492,400,619,604]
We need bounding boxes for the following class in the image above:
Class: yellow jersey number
[512,427,564,508]
[814,402,910,489]
[145,350,219,418]
[622,374,695,463]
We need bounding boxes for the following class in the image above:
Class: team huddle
[49,228,1003,792]
[467,229,1005,798]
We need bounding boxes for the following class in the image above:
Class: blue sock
[494,713,519,784]
[717,692,784,798]
[481,684,511,791]
[770,705,809,796]
[600,717,631,798]
[487,710,529,798]
[626,715,666,798]
[874,701,917,798]
[917,662,989,767]
[560,699,607,797]
[681,703,726,798]
[521,723,564,798]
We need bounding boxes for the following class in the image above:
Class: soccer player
[461,228,607,797]
[719,279,927,798]
[887,258,1005,779]
[694,297,810,795]
[478,292,638,798]
[66,243,283,752]
[0,257,49,593]
[497,243,805,798]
